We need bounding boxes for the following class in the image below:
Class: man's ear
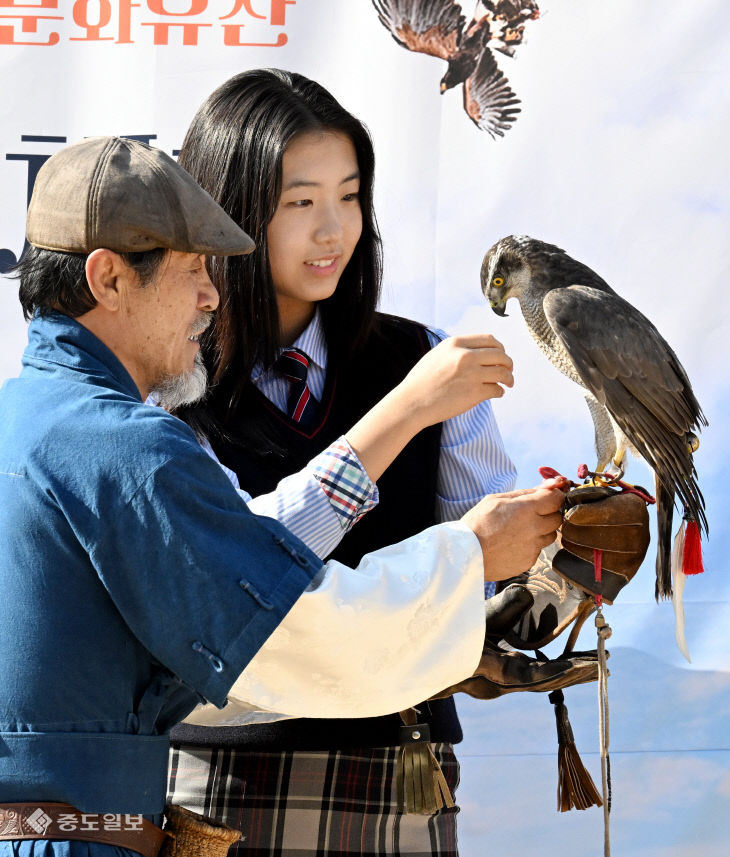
[85,249,134,312]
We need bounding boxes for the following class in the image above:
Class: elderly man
[0,136,577,857]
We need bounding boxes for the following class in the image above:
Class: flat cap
[26,136,254,256]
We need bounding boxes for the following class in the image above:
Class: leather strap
[0,803,170,857]
[552,550,631,604]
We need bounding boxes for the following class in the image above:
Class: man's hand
[461,477,569,582]
[486,484,652,650]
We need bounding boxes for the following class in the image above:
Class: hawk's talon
[574,467,623,489]
[573,468,656,505]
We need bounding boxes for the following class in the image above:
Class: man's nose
[198,268,219,312]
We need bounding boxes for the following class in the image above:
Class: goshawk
[481,235,707,599]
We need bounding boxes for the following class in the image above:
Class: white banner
[2,2,728,853]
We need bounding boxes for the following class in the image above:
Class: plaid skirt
[167,744,460,857]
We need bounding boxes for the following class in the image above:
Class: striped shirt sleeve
[426,327,517,521]
[426,327,518,596]
[199,435,378,560]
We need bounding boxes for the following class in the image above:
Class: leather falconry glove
[429,639,600,701]
[429,483,651,699]
[437,481,651,813]
[429,586,600,701]
[498,483,652,651]
[553,484,651,603]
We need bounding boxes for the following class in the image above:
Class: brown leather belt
[0,803,170,857]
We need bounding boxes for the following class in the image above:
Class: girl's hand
[395,334,514,430]
[344,334,513,483]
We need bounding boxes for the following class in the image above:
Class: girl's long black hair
[176,69,382,439]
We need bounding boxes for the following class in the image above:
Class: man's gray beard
[153,351,208,410]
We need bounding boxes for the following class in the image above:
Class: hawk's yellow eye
[493,277,504,287]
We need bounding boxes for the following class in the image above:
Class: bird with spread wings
[481,235,708,601]
[371,0,540,138]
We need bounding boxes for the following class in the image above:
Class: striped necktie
[275,348,319,425]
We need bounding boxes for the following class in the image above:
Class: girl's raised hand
[345,334,513,483]
[395,334,514,429]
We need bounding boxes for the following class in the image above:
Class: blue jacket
[0,312,321,815]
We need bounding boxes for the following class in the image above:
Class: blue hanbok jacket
[0,312,321,816]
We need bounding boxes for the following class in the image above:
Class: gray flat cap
[26,136,255,256]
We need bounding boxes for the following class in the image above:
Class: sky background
[1,1,728,853]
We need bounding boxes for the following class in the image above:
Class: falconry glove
[427,587,599,700]
[498,544,596,651]
[553,484,651,604]
[494,483,652,651]
[452,475,652,813]
[429,635,600,701]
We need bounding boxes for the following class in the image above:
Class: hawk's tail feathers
[654,477,675,600]
[671,522,692,663]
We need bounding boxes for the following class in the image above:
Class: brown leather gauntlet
[553,485,651,603]
[430,637,599,701]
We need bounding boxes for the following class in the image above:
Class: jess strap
[0,803,170,857]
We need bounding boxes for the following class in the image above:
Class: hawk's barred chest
[521,285,585,387]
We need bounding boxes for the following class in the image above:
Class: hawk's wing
[462,48,521,137]
[543,285,706,531]
[371,0,465,60]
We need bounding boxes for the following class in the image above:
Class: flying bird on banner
[481,236,708,640]
[371,0,540,138]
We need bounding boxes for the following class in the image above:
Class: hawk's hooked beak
[488,290,508,317]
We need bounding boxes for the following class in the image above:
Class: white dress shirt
[220,311,516,555]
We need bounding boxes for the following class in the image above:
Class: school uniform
[168,311,516,857]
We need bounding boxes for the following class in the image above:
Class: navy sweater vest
[171,314,462,749]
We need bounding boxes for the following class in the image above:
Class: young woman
[167,69,517,857]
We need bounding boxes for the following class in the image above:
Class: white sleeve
[183,521,486,723]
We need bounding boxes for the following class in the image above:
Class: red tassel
[593,548,603,607]
[682,519,704,575]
